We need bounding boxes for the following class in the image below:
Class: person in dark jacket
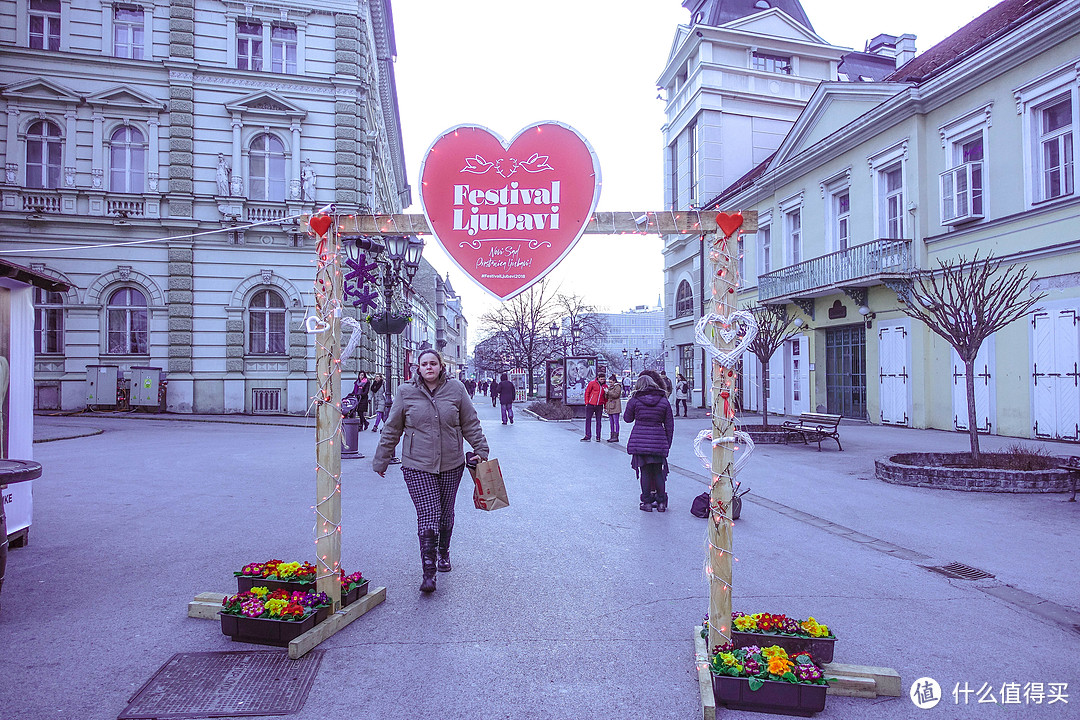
[490,376,499,407]
[497,372,516,424]
[623,373,675,512]
[373,349,489,593]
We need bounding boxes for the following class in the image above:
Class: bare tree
[899,253,1044,462]
[554,292,607,355]
[746,304,797,427]
[478,278,561,396]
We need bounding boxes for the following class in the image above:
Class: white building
[0,0,426,414]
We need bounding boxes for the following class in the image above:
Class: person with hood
[497,372,516,424]
[605,372,623,443]
[373,349,489,593]
[675,371,690,417]
[580,371,607,442]
[490,376,499,407]
[624,372,675,512]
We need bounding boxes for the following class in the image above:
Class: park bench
[1054,456,1079,502]
[782,412,843,451]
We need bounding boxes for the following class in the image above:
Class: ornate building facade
[0,0,419,413]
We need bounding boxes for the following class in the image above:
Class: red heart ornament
[420,122,601,301]
[716,212,744,238]
[309,214,333,237]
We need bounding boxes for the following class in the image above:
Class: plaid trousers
[402,464,466,535]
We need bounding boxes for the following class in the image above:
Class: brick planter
[740,425,789,445]
[876,453,1074,493]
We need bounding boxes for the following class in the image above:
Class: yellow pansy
[761,646,789,660]
[734,615,758,631]
[250,586,269,598]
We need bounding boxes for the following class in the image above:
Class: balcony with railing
[757,238,912,303]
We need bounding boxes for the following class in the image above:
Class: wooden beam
[694,628,716,720]
[332,211,757,237]
[188,592,227,620]
[288,586,387,659]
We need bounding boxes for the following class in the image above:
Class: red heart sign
[420,122,601,300]
[716,212,744,238]
[309,214,333,237]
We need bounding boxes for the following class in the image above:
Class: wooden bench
[782,412,843,451]
[1055,456,1080,502]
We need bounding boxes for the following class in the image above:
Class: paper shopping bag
[469,458,509,511]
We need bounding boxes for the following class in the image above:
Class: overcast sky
[391,0,999,345]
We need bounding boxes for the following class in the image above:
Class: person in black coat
[623,373,675,512]
[496,372,516,424]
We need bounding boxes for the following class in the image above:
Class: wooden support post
[314,220,343,610]
[707,227,739,652]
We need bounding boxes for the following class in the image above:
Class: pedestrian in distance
[581,371,607,442]
[624,373,674,512]
[675,372,690,418]
[368,373,384,417]
[371,390,391,432]
[659,369,674,397]
[490,376,499,407]
[497,372,516,424]
[352,372,371,430]
[373,349,489,593]
[605,372,623,443]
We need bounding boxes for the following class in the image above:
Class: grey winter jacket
[623,388,674,456]
[373,374,489,474]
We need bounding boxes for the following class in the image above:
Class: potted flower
[340,569,368,607]
[234,559,316,594]
[730,612,836,663]
[219,587,330,646]
[367,311,411,335]
[710,644,830,716]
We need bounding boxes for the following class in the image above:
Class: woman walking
[674,372,690,417]
[373,349,489,593]
[623,373,674,512]
[605,373,623,443]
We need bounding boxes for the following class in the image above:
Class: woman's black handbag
[690,492,710,518]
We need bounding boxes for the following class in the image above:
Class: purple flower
[795,663,823,681]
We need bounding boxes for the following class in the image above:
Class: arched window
[109,126,145,193]
[675,280,694,318]
[26,120,62,189]
[248,133,286,201]
[248,289,287,354]
[107,287,148,354]
[34,287,64,354]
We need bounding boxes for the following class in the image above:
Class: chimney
[895,34,917,68]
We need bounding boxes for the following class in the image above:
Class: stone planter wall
[876,453,1073,493]
[740,425,789,445]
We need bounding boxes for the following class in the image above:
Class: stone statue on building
[216,154,231,196]
[301,160,316,202]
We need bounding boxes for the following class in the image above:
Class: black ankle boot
[437,527,452,572]
[419,530,438,593]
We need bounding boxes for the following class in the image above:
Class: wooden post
[707,226,740,652]
[314,219,343,610]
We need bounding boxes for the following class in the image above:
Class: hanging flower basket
[368,312,411,335]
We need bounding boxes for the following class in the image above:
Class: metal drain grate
[926,562,995,580]
[119,650,323,719]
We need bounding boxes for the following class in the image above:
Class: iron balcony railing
[757,238,912,302]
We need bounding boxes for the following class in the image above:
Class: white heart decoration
[694,312,759,368]
[694,428,756,477]
[305,315,331,334]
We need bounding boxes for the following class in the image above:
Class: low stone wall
[876,453,1074,492]
[741,425,789,444]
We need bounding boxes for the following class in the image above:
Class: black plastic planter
[220,612,317,647]
[370,314,409,335]
[341,579,369,607]
[732,631,836,664]
[712,674,827,716]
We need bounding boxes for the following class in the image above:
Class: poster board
[564,357,597,406]
[546,360,565,402]
[510,372,527,403]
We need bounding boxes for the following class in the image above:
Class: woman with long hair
[373,349,489,593]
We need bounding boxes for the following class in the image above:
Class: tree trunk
[965,356,980,463]
[760,357,769,428]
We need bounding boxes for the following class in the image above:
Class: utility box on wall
[85,365,119,407]
[130,366,165,410]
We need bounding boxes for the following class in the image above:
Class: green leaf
[748,677,763,692]
[781,672,797,683]
[796,655,813,666]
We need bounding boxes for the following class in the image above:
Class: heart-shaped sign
[716,212,743,238]
[419,122,601,300]
[694,429,756,477]
[309,215,333,237]
[694,312,759,368]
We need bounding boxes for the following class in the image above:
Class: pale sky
[392,0,999,347]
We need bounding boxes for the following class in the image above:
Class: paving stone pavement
[2,403,1077,719]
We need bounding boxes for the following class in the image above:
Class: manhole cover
[926,562,995,580]
[118,650,324,719]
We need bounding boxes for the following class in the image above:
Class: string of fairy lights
[694,220,757,649]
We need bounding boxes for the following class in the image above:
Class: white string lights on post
[693,212,756,652]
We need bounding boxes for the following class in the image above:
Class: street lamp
[570,323,581,355]
[623,347,641,375]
